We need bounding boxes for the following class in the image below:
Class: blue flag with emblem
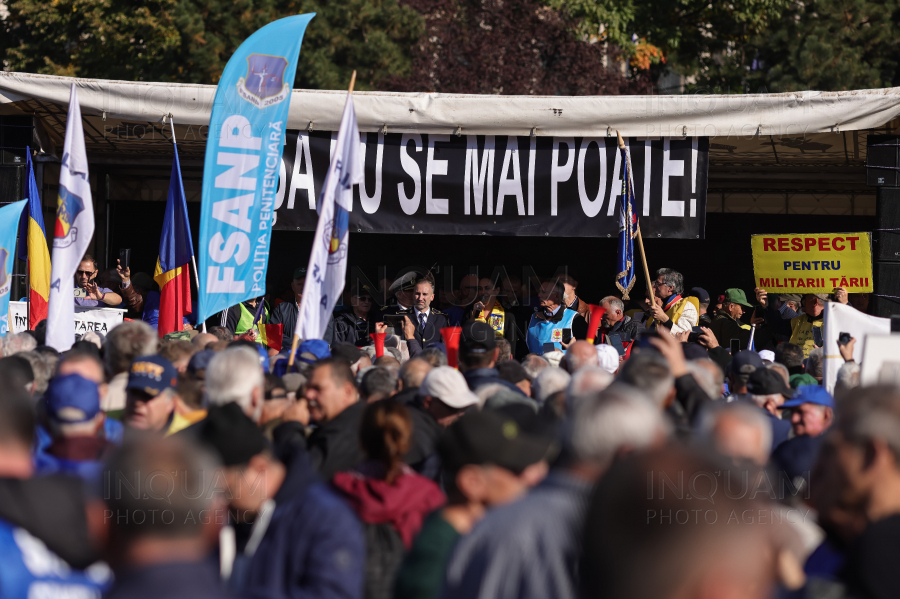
[616,143,638,300]
[0,200,27,335]
[197,14,315,322]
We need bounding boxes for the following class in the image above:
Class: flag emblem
[237,54,290,108]
[53,185,85,249]
[325,206,349,264]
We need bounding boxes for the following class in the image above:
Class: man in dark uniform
[399,278,449,358]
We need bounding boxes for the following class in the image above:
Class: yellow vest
[646,296,699,329]
[790,315,824,358]
[476,303,506,337]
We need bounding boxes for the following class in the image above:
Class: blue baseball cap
[780,385,834,410]
[187,349,216,375]
[126,355,177,397]
[730,350,763,375]
[297,339,331,364]
[45,374,101,423]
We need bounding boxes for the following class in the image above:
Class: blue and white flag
[616,143,638,299]
[47,84,95,351]
[0,200,27,335]
[297,94,362,341]
[198,14,315,322]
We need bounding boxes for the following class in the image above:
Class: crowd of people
[0,259,893,599]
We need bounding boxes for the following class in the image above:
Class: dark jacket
[405,403,444,481]
[400,309,450,358]
[270,300,335,349]
[333,310,373,347]
[108,562,231,599]
[306,401,367,480]
[596,314,642,345]
[665,374,713,439]
[462,368,525,396]
[230,450,365,599]
[566,296,590,321]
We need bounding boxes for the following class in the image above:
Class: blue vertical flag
[616,143,638,299]
[197,14,315,323]
[0,200,28,335]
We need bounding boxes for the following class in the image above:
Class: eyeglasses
[76,270,95,277]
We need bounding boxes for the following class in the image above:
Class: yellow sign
[751,233,873,293]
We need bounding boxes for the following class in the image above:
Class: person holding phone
[525,280,587,355]
[73,254,122,308]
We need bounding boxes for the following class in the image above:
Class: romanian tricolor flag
[154,143,195,337]
[251,300,283,352]
[18,148,51,330]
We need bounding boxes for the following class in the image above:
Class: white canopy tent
[2,71,900,137]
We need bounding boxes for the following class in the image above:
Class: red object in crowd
[373,332,386,358]
[440,326,463,368]
[585,304,606,343]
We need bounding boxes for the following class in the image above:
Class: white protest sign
[9,301,126,336]
[823,301,890,393]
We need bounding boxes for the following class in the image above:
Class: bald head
[399,357,432,390]
[192,333,218,349]
[563,341,599,373]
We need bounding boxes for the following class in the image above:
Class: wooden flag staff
[288,69,357,368]
[616,131,654,306]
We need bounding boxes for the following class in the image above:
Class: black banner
[272,132,708,239]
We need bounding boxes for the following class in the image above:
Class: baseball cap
[723,288,753,308]
[690,287,710,304]
[759,349,776,362]
[45,374,101,423]
[780,385,834,410]
[332,342,365,365]
[595,344,619,374]
[730,350,764,376]
[746,368,794,398]
[779,293,801,303]
[293,267,307,280]
[789,373,818,389]
[460,321,496,354]
[187,349,216,375]
[296,339,331,364]
[126,355,177,397]
[420,366,479,409]
[808,293,830,302]
[438,410,551,475]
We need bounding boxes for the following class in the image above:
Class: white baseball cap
[420,366,479,409]
[759,349,775,363]
[596,344,620,374]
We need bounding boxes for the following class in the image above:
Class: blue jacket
[230,451,365,599]
[526,307,579,355]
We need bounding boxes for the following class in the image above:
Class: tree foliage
[386,0,652,95]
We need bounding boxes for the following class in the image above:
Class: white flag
[823,301,890,393]
[296,95,362,341]
[46,84,95,352]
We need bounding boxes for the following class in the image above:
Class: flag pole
[616,131,654,306]
[288,69,357,368]
[168,114,206,333]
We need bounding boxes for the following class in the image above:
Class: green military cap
[723,288,753,308]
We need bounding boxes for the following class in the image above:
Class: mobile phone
[609,334,626,356]
[562,328,572,344]
[730,339,741,355]
[383,315,406,335]
[638,330,661,350]
[838,332,851,346]
[687,326,704,344]
[119,248,131,270]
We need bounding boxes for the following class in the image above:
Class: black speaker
[867,134,900,187]
[875,187,900,262]
[0,115,32,165]
[0,165,23,204]
[872,261,900,318]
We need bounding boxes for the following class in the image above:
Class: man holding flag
[47,84,95,352]
[19,147,51,331]
[293,73,363,350]
[154,133,195,337]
